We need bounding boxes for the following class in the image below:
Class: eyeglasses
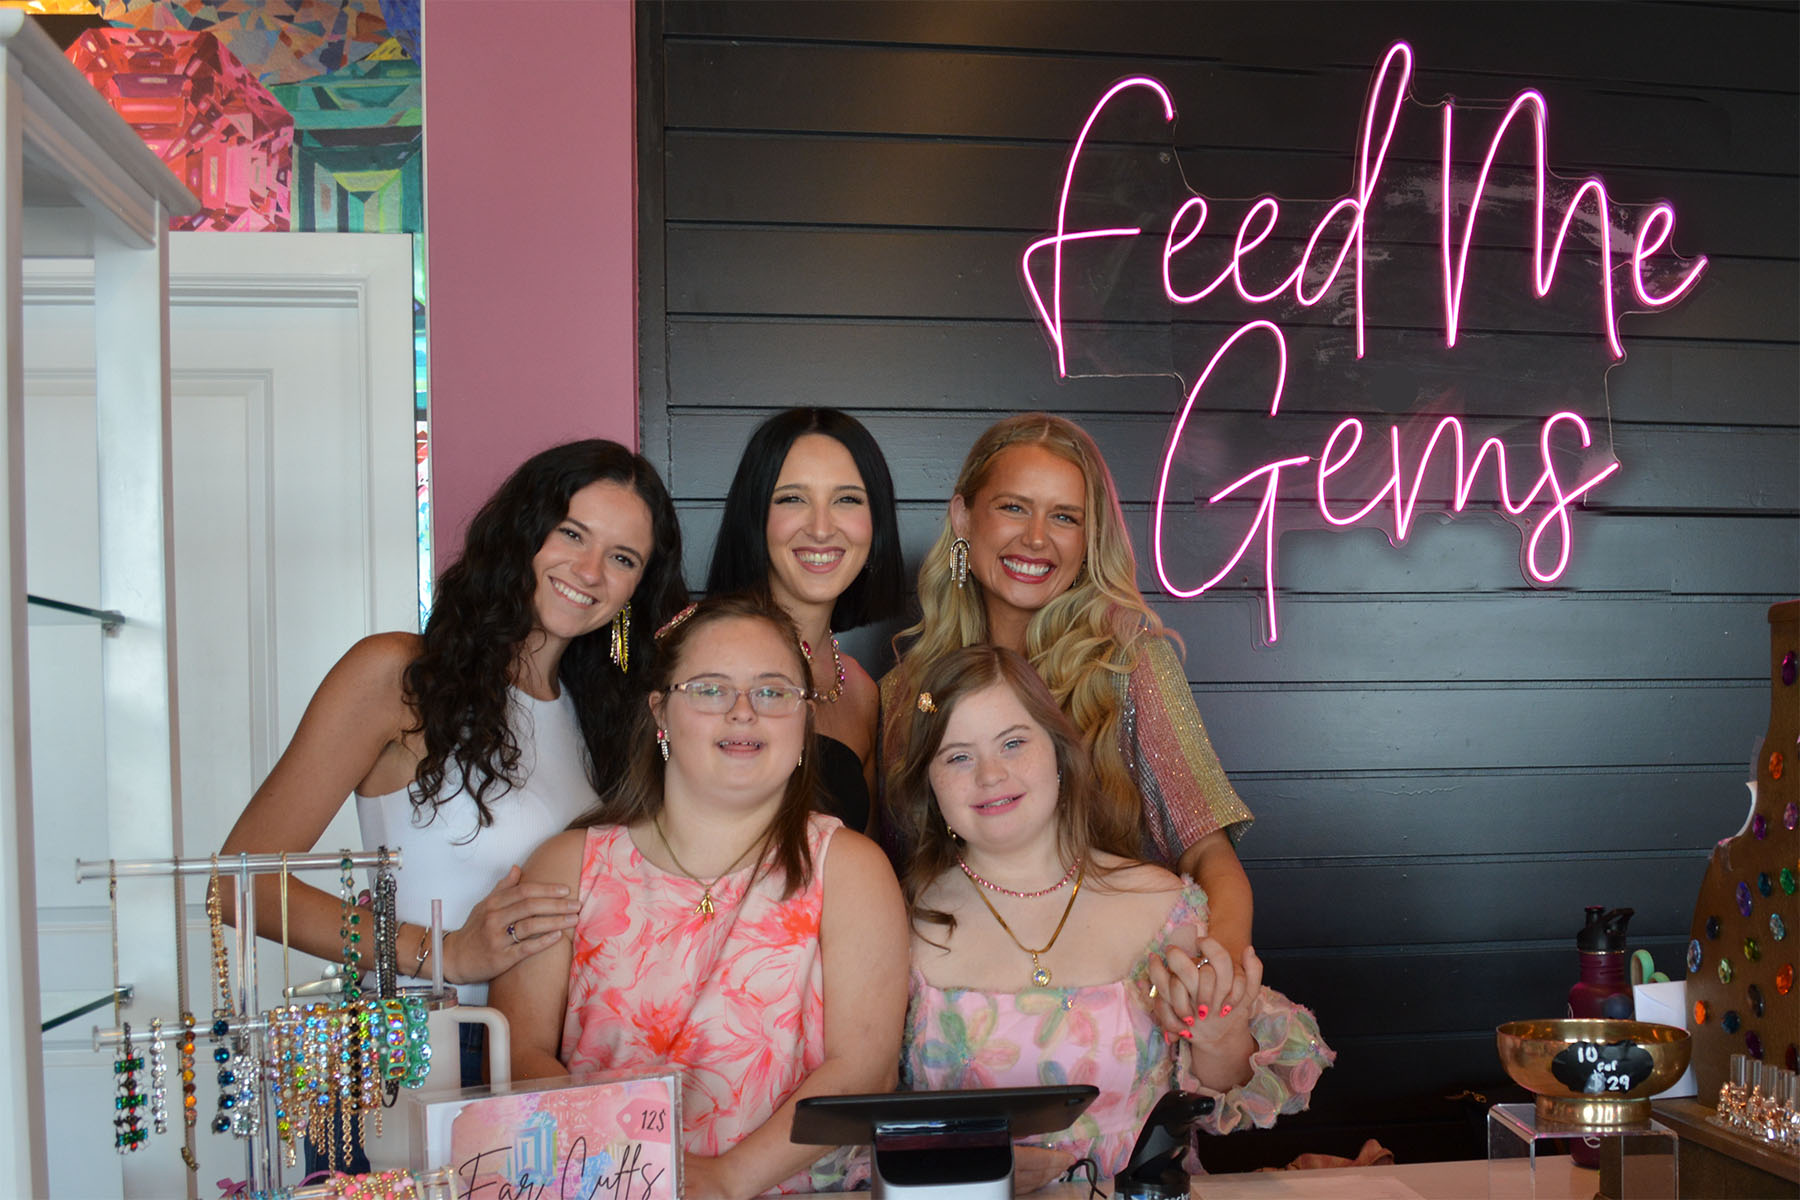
[668,679,810,716]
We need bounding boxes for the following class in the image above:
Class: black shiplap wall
[637,0,1800,1165]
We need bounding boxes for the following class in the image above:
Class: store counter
[1038,1153,1590,1199]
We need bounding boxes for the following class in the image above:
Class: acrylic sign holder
[75,849,450,1196]
[1488,1102,1678,1199]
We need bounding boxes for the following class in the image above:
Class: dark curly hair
[705,408,904,630]
[404,439,688,827]
[582,591,822,900]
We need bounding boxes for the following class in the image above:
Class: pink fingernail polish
[1180,1029,1193,1040]
[1221,1004,1233,1016]
[1194,1006,1208,1021]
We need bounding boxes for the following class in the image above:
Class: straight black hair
[705,408,904,630]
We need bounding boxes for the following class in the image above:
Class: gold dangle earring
[610,601,631,672]
[950,537,970,588]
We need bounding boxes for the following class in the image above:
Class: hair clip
[916,692,936,713]
[654,603,698,641]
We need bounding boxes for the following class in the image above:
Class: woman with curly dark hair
[221,439,687,1008]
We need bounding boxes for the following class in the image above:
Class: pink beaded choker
[957,855,1082,899]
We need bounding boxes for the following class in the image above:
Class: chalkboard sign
[1550,1040,1655,1095]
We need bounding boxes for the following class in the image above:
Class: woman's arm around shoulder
[686,826,910,1200]
[487,828,587,1084]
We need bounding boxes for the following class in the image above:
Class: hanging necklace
[653,814,769,917]
[799,634,845,704]
[959,854,1081,899]
[967,860,1085,987]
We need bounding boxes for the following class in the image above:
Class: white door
[24,232,416,1198]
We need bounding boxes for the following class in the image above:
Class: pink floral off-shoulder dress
[902,881,1333,1177]
[559,812,859,1193]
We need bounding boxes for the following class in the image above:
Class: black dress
[815,733,870,834]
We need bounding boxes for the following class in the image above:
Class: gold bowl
[1496,1019,1691,1129]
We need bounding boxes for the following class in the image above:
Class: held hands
[440,865,580,984]
[1144,936,1261,1091]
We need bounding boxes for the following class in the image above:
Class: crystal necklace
[958,854,1081,899]
[653,814,767,917]
[966,860,1085,986]
[799,634,846,704]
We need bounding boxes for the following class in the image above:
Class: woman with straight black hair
[706,408,904,830]
[222,439,689,1010]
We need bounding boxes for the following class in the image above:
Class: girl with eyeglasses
[489,592,908,1198]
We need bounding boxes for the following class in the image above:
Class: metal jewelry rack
[75,849,442,1195]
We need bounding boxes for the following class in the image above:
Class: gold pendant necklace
[967,860,1085,986]
[654,814,768,917]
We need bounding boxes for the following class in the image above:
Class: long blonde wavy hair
[887,414,1165,826]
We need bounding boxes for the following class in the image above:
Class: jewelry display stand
[78,850,456,1197]
[1488,1102,1678,1199]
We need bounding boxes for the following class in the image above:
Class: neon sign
[1021,41,1708,643]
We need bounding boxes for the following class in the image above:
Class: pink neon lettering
[1033,42,1705,642]
[1629,204,1708,308]
[1023,75,1174,378]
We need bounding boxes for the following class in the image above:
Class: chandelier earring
[610,601,631,672]
[656,727,670,762]
[950,537,970,588]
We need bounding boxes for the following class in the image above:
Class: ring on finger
[506,922,520,944]
[1148,983,1158,1000]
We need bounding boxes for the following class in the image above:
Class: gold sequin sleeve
[1119,635,1254,863]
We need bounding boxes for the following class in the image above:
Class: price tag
[1550,1040,1655,1095]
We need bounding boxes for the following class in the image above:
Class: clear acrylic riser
[1489,1102,1678,1199]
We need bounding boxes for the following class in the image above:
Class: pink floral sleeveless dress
[559,812,858,1193]
[903,882,1334,1176]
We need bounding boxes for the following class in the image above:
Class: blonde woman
[878,413,1255,959]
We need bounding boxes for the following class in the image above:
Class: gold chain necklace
[653,814,768,917]
[967,860,1085,986]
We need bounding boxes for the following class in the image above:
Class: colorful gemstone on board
[1754,813,1771,838]
[1786,801,1799,831]
[1773,913,1789,941]
[1746,1031,1764,1059]
[1737,881,1754,917]
[1783,651,1797,686]
[1783,867,1797,895]
[1788,1045,1799,1072]
[1759,872,1774,896]
[1777,964,1794,995]
[1770,754,1785,783]
[1722,1010,1741,1033]
[1707,916,1722,939]
[1745,937,1761,962]
[1688,939,1704,972]
[1748,984,1765,1016]
[1692,1000,1708,1025]
[1719,959,1735,983]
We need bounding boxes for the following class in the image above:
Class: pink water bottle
[1566,906,1634,1168]
[1567,906,1636,1021]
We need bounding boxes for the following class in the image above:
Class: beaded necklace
[958,854,1082,899]
[799,634,846,704]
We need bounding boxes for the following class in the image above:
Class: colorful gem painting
[100,0,390,84]
[66,28,294,231]
[270,38,420,233]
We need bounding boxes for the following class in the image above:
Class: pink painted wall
[424,0,638,571]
